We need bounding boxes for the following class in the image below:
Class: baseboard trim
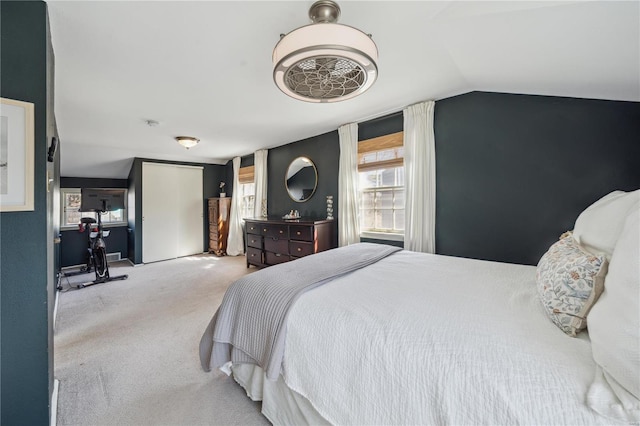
[51,378,60,426]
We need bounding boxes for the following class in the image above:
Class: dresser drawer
[289,225,313,242]
[289,240,313,257]
[246,247,263,264]
[246,222,261,235]
[264,237,288,255]
[247,234,263,249]
[262,224,288,239]
[265,251,289,265]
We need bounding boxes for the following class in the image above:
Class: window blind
[358,131,404,171]
[239,165,255,184]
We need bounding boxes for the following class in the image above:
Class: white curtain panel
[226,157,245,256]
[254,149,268,218]
[403,101,436,253]
[338,122,360,246]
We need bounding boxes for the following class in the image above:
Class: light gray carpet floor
[55,254,270,426]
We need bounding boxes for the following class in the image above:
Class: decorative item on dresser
[245,217,336,268]
[208,197,231,256]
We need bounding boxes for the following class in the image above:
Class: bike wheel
[93,246,109,279]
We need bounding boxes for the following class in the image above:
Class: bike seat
[81,217,97,224]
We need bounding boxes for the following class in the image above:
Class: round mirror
[285,157,318,202]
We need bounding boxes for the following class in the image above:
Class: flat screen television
[80,188,125,212]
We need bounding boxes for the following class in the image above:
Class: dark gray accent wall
[1,2,53,424]
[266,92,639,265]
[267,132,340,217]
[127,158,226,264]
[127,158,142,263]
[60,177,129,267]
[434,91,640,265]
[358,111,403,140]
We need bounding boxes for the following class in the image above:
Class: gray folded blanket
[199,242,401,380]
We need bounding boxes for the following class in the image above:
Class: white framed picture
[0,97,35,212]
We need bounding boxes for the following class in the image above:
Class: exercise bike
[62,217,98,278]
[77,200,128,289]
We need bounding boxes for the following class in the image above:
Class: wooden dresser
[208,197,231,256]
[245,217,336,268]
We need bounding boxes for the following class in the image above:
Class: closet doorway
[142,162,203,263]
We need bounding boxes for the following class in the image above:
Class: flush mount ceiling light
[273,0,378,103]
[175,136,199,149]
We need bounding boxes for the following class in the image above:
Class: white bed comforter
[281,250,618,425]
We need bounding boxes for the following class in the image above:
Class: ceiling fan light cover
[273,23,378,103]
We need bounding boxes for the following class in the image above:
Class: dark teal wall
[265,92,640,264]
[60,177,128,267]
[268,131,340,218]
[1,2,52,424]
[358,111,403,140]
[127,158,142,263]
[127,158,226,264]
[434,92,640,265]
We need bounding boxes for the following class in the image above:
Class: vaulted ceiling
[46,1,639,179]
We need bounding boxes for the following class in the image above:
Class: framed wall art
[0,97,35,212]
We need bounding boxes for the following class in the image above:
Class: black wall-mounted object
[47,136,57,162]
[80,188,125,212]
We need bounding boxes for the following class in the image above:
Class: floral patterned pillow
[536,232,608,337]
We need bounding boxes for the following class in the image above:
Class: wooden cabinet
[208,197,231,256]
[244,217,336,268]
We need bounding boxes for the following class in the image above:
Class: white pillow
[587,204,640,421]
[573,189,640,259]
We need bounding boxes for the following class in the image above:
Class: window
[238,166,255,219]
[61,188,127,229]
[358,132,405,236]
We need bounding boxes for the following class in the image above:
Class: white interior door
[142,162,179,263]
[176,165,203,257]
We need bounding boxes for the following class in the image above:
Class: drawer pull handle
[296,231,301,235]
[279,230,283,234]
[263,228,267,232]
[251,254,255,257]
[297,248,302,252]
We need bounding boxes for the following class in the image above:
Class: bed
[200,190,639,425]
